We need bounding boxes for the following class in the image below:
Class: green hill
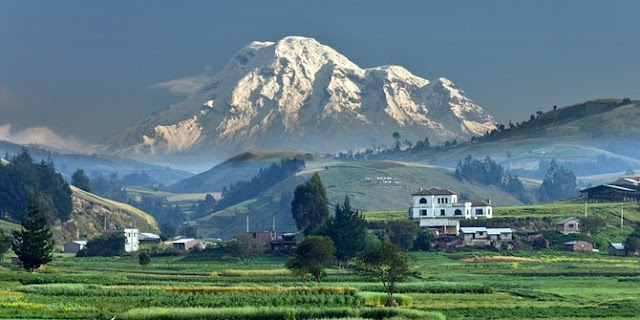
[397,99,640,183]
[196,160,532,239]
[166,150,334,193]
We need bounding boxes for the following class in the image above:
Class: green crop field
[1,249,639,319]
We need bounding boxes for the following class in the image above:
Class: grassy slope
[399,100,640,183]
[197,161,529,238]
[70,185,158,230]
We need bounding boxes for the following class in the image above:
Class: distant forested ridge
[216,156,306,211]
[0,150,72,222]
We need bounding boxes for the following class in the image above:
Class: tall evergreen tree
[0,229,11,263]
[324,196,367,266]
[12,192,54,271]
[71,169,91,192]
[291,173,330,235]
[538,159,577,202]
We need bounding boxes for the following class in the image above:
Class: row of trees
[0,150,72,222]
[216,156,306,211]
[455,155,527,202]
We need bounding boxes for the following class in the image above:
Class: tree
[538,160,577,202]
[413,229,436,251]
[83,233,125,257]
[226,233,264,265]
[71,169,91,192]
[324,196,367,266]
[387,220,419,251]
[624,227,640,255]
[291,173,330,235]
[12,192,54,271]
[355,241,410,303]
[285,236,335,282]
[138,250,151,268]
[582,216,607,248]
[0,229,11,263]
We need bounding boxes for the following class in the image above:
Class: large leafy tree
[582,216,607,248]
[71,169,91,192]
[624,227,640,254]
[12,192,54,271]
[324,196,367,266]
[355,241,410,302]
[226,233,264,265]
[285,236,335,282]
[291,173,330,235]
[82,233,125,257]
[387,220,419,251]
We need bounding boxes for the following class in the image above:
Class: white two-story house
[408,188,493,235]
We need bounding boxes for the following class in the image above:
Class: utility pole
[104,215,107,230]
[584,201,587,218]
[246,215,249,233]
[621,202,624,229]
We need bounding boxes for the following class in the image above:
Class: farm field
[1,250,639,319]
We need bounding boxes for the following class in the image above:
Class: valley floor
[1,250,639,319]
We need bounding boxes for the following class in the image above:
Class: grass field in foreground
[1,249,640,319]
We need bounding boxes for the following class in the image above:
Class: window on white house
[419,198,427,204]
[440,209,445,216]
[454,209,462,216]
[475,209,484,215]
[420,210,427,216]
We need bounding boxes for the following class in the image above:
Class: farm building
[580,184,640,202]
[564,240,593,252]
[459,227,513,246]
[270,233,299,253]
[139,233,161,244]
[420,218,459,236]
[608,243,626,256]
[172,238,198,252]
[247,231,276,247]
[63,240,87,253]
[557,217,581,234]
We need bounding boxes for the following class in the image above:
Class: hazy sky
[1,0,639,145]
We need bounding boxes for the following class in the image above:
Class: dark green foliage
[582,215,607,248]
[539,159,577,202]
[121,171,153,186]
[355,241,410,297]
[291,173,330,235]
[138,251,151,267]
[90,173,127,202]
[71,169,91,192]
[286,236,335,282]
[0,228,12,262]
[455,155,504,186]
[83,233,125,257]
[413,229,436,251]
[0,150,72,222]
[226,233,264,265]
[192,194,216,219]
[11,192,54,271]
[386,220,419,251]
[217,156,305,211]
[324,196,367,265]
[129,196,184,226]
[624,227,640,253]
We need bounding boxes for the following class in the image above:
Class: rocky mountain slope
[52,185,159,244]
[109,36,495,160]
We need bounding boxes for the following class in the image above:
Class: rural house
[459,227,513,246]
[172,238,199,252]
[557,217,581,234]
[139,233,161,244]
[564,240,593,252]
[408,188,493,236]
[63,240,87,254]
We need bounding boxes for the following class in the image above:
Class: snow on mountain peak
[109,36,496,159]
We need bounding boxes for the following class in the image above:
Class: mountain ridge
[108,36,496,161]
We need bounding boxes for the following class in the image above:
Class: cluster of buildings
[64,228,204,254]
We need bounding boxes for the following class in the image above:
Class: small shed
[608,243,626,256]
[564,240,593,252]
[487,228,514,241]
[63,240,87,254]
[557,217,581,234]
[172,238,197,252]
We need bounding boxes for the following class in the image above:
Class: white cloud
[151,75,211,95]
[0,124,86,152]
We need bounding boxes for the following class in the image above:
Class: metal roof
[610,243,625,250]
[139,233,160,239]
[70,240,87,245]
[412,187,457,196]
[172,238,196,244]
[557,217,580,225]
[460,227,487,233]
[486,228,513,235]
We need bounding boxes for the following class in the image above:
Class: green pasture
[1,249,639,319]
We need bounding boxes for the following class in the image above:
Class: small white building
[409,188,493,220]
[460,227,513,246]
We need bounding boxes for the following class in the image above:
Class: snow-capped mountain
[109,36,495,158]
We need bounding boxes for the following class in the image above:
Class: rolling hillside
[196,160,533,239]
[52,186,159,244]
[396,99,640,183]
[166,150,335,193]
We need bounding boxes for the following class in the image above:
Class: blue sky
[0,0,638,144]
